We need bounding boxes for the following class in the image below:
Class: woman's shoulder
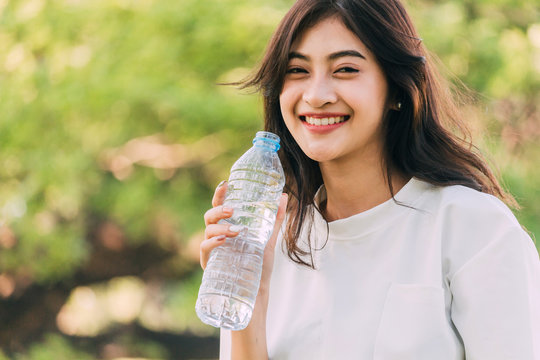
[414,179,536,278]
[416,179,520,229]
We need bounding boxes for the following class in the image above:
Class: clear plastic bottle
[195,131,285,330]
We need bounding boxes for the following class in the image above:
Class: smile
[300,115,350,126]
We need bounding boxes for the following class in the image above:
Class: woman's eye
[286,67,307,74]
[335,67,359,73]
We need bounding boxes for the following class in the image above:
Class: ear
[387,89,402,111]
[388,100,402,111]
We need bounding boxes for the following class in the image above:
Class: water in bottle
[195,131,285,330]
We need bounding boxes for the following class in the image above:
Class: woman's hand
[200,181,239,270]
[200,181,289,276]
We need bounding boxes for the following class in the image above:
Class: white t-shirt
[221,178,540,359]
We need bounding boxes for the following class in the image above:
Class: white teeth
[305,116,346,126]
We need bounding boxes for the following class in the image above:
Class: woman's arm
[229,289,271,359]
[450,226,540,359]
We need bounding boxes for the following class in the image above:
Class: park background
[0,0,538,359]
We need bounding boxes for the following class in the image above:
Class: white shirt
[221,178,540,359]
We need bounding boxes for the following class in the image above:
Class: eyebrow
[288,50,366,61]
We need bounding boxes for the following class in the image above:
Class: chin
[303,150,339,163]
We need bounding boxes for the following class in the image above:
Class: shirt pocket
[373,283,461,360]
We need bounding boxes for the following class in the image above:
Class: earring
[397,102,402,110]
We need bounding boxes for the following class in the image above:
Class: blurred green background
[0,0,538,359]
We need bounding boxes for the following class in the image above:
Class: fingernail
[216,235,226,241]
[222,206,233,215]
[229,225,246,233]
[217,180,227,188]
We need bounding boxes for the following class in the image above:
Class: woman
[201,0,540,359]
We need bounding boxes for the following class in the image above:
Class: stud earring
[397,102,402,110]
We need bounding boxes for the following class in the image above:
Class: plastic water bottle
[195,131,285,330]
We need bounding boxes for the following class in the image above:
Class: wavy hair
[241,0,515,268]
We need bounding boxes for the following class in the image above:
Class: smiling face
[279,16,391,166]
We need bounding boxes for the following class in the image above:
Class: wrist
[228,289,270,359]
[230,309,268,360]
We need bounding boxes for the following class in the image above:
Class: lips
[299,115,350,126]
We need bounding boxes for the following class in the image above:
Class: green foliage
[13,334,94,360]
[0,0,290,283]
[164,270,218,336]
[407,0,540,249]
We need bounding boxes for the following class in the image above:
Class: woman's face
[279,16,390,166]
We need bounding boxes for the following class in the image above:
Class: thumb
[266,193,288,251]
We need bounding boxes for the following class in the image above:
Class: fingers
[201,223,245,270]
[200,181,235,270]
[204,223,245,240]
[201,187,289,271]
[204,205,233,226]
[200,235,226,269]
[212,180,228,208]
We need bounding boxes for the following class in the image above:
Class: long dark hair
[242,0,516,268]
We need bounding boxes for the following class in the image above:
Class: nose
[302,74,337,108]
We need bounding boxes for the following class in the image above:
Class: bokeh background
[0,0,538,359]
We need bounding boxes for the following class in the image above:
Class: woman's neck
[319,156,409,222]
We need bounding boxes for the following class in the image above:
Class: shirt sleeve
[450,226,540,359]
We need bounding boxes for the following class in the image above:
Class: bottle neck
[253,139,279,152]
[252,131,280,152]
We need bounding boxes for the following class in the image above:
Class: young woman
[201,0,540,359]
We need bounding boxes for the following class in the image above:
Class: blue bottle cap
[253,131,280,151]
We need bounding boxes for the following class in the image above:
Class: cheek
[279,84,300,115]
[344,81,387,114]
[278,95,287,116]
[278,94,295,136]
[281,111,297,137]
[368,76,390,108]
